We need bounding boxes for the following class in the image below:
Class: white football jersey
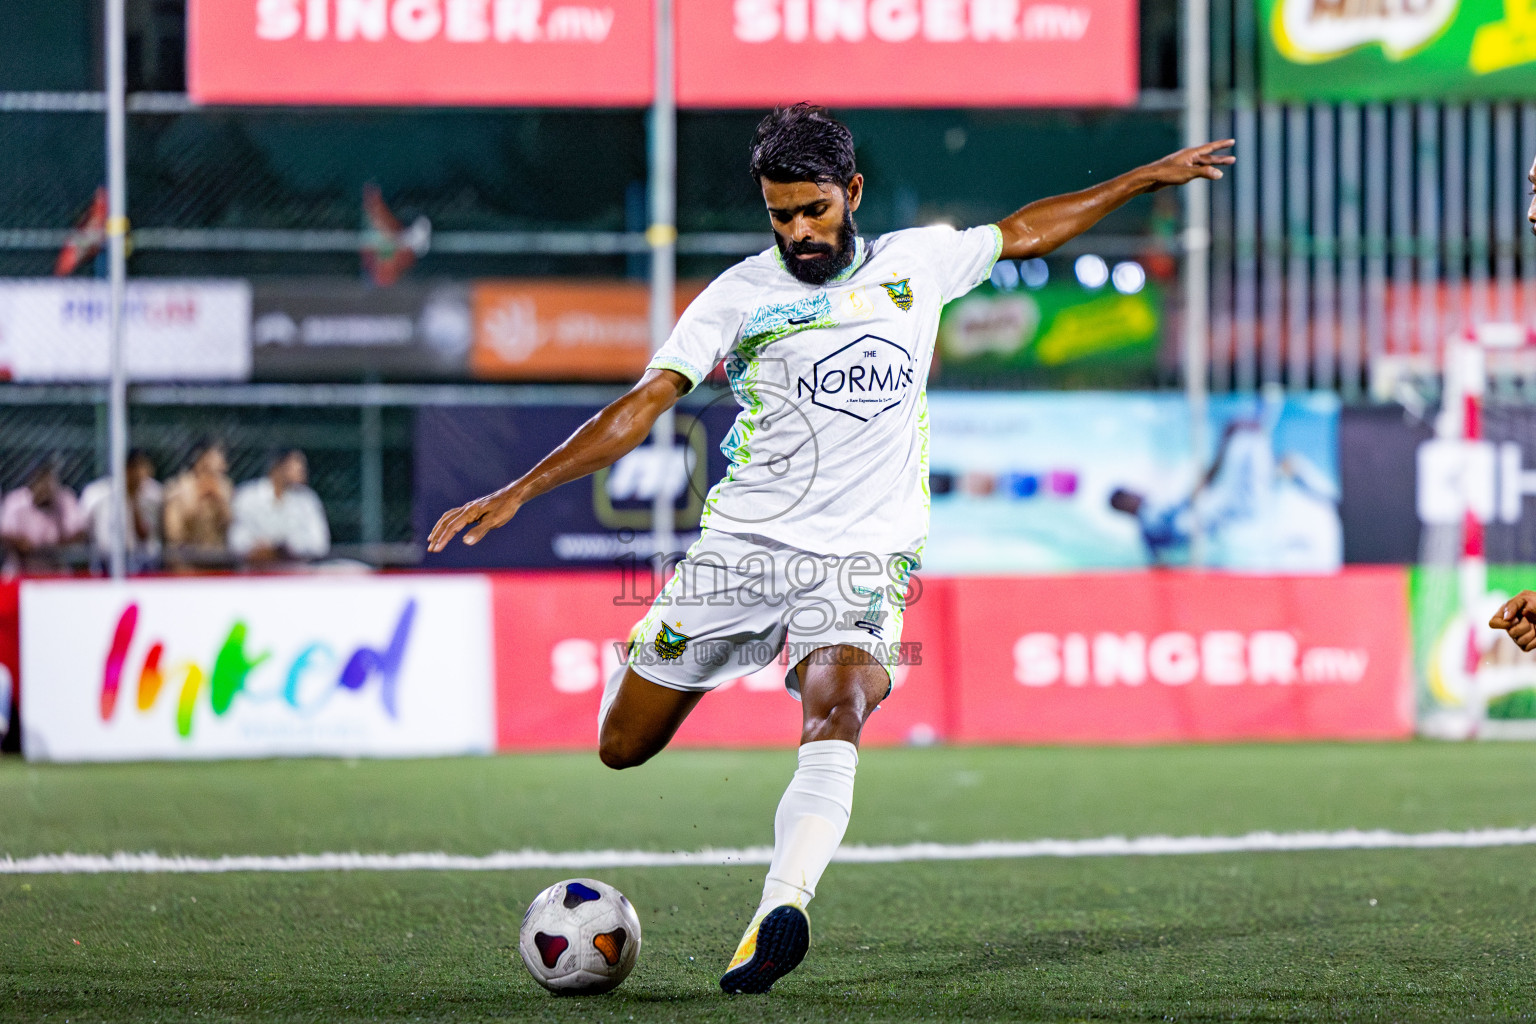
[649,224,1002,560]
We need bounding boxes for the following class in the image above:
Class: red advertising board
[948,569,1413,744]
[489,569,1411,751]
[188,0,653,106]
[0,582,17,747]
[676,0,1139,108]
[491,571,948,750]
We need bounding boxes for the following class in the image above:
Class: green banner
[1260,0,1536,101]
[1411,564,1536,737]
[935,280,1161,388]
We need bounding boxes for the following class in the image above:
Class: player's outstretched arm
[427,367,689,551]
[995,139,1235,261]
[1490,591,1536,651]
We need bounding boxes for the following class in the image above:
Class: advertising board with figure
[923,391,1342,574]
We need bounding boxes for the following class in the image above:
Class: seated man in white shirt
[229,449,330,566]
[79,449,164,574]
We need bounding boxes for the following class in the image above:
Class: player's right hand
[1489,590,1536,651]
[427,488,522,552]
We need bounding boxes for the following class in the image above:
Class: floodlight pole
[648,0,678,572]
[105,0,130,580]
[1182,0,1212,568]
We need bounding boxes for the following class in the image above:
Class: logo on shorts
[654,622,690,661]
[850,584,886,639]
[881,278,913,312]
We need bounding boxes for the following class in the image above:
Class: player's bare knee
[801,703,865,744]
[597,728,651,770]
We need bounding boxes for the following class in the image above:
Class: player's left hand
[1143,139,1236,190]
[1489,590,1536,651]
[427,487,522,552]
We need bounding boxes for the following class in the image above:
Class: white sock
[756,739,858,915]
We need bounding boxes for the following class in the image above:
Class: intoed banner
[20,577,495,761]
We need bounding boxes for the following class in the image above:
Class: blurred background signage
[924,391,1343,574]
[676,0,1139,107]
[469,280,705,381]
[1260,0,1536,100]
[185,0,1137,107]
[252,281,472,381]
[934,277,1162,388]
[0,280,250,382]
[187,0,655,105]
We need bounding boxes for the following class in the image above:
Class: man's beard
[778,204,858,286]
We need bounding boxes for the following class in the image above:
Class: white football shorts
[624,529,917,698]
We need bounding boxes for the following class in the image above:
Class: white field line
[3,827,1536,875]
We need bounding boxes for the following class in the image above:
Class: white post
[648,0,678,571]
[105,0,130,579]
[1183,0,1211,567]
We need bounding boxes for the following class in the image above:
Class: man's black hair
[186,438,226,471]
[266,448,304,473]
[22,456,57,486]
[748,103,857,187]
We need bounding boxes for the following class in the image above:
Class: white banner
[0,279,251,382]
[20,576,494,761]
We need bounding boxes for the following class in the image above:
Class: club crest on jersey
[654,622,690,661]
[881,278,914,312]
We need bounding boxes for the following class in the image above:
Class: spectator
[0,460,88,576]
[162,442,234,569]
[79,450,164,573]
[230,449,330,566]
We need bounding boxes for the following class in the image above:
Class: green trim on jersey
[914,387,931,568]
[830,236,868,283]
[983,223,1005,283]
[700,350,766,533]
[649,355,705,391]
[769,236,867,284]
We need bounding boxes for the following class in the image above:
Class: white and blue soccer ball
[518,878,642,994]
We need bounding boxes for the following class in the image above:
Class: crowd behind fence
[6,1,1536,573]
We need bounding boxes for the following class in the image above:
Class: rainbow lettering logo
[100,599,417,737]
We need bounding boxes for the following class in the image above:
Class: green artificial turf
[2,743,1536,1022]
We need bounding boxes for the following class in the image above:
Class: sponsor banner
[20,577,494,761]
[252,281,472,380]
[950,569,1413,745]
[925,391,1342,574]
[0,280,251,382]
[1338,405,1429,565]
[491,571,947,750]
[1337,403,1536,566]
[469,280,704,382]
[677,0,1138,107]
[1260,0,1536,101]
[416,400,740,568]
[1411,564,1536,738]
[0,582,16,753]
[188,0,652,106]
[935,277,1161,387]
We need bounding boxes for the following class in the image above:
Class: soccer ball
[518,878,642,994]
